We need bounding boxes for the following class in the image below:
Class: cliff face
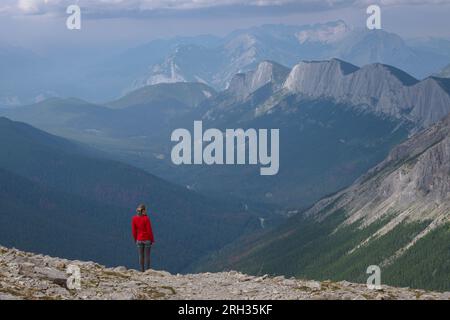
[306,116,450,224]
[226,61,290,99]
[206,59,450,130]
[282,59,450,127]
[304,113,450,265]
[0,246,449,300]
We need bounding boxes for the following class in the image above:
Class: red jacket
[132,214,155,242]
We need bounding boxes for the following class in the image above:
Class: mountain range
[131,21,450,92]
[2,20,450,106]
[203,58,450,127]
[3,59,450,208]
[173,59,450,206]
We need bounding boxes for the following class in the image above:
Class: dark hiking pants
[136,240,152,272]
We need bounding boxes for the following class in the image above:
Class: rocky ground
[0,246,449,300]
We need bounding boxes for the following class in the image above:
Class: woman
[132,204,155,272]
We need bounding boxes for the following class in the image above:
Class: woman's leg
[145,244,151,271]
[137,243,145,272]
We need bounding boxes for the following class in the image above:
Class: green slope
[198,209,449,291]
[0,167,135,266]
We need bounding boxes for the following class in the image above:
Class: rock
[0,293,22,300]
[339,280,353,287]
[46,286,69,297]
[254,274,269,282]
[34,266,67,282]
[282,279,296,286]
[47,260,67,270]
[375,293,390,300]
[304,281,322,291]
[155,270,172,277]
[273,276,285,282]
[107,291,137,300]
[237,274,253,282]
[18,262,35,275]
[113,266,127,272]
[419,294,438,300]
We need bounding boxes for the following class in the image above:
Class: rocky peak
[1,246,448,300]
[227,60,290,98]
[357,63,419,86]
[404,77,450,126]
[282,59,450,127]
[283,58,358,93]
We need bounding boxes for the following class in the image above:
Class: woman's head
[136,204,147,216]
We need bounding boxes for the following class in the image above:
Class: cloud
[2,0,450,18]
[359,0,450,4]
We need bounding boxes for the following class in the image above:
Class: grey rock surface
[283,59,450,127]
[0,246,448,300]
[304,113,450,264]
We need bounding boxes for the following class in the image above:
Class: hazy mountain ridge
[132,21,450,93]
[436,63,450,78]
[108,82,216,109]
[2,21,450,105]
[4,59,450,207]
[0,83,216,140]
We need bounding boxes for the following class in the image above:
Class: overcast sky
[1,0,450,53]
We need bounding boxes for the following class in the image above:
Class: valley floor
[0,246,449,300]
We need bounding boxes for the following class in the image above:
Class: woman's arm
[131,217,138,242]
